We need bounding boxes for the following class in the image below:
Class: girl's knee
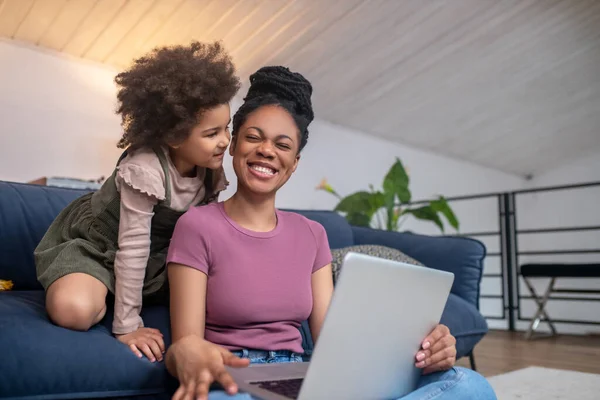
[46,276,107,330]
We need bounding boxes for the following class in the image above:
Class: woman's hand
[414,324,457,375]
[167,335,250,400]
[116,327,165,362]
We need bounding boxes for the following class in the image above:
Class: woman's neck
[224,188,277,232]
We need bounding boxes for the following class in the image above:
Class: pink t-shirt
[166,202,332,353]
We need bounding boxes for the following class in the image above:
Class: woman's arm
[165,264,249,400]
[309,263,334,344]
[164,211,249,399]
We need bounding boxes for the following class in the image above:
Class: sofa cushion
[284,209,354,249]
[351,226,486,308]
[306,243,487,360]
[0,291,175,400]
[0,181,91,290]
[330,244,424,282]
[298,291,486,361]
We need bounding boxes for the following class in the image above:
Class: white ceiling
[1,0,599,177]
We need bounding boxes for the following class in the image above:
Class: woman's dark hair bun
[245,66,314,125]
[232,65,314,152]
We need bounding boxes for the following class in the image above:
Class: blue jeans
[230,349,305,364]
[208,350,497,400]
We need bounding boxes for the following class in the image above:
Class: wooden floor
[455,330,600,377]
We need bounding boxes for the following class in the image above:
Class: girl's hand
[414,324,457,375]
[167,335,250,400]
[116,327,165,362]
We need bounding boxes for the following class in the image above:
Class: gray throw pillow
[330,244,424,283]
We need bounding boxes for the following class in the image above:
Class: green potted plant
[316,158,459,233]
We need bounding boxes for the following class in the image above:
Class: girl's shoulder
[115,147,167,201]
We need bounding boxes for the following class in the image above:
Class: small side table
[520,263,600,339]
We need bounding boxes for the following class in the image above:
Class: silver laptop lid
[297,251,454,400]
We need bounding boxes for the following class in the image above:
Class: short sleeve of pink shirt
[166,209,211,274]
[307,219,332,273]
[165,202,333,353]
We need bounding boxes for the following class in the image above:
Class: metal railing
[511,182,600,328]
[416,181,600,331]
[411,191,510,322]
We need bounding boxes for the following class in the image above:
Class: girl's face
[170,103,231,173]
[230,104,300,196]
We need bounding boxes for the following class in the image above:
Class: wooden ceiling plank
[38,0,98,51]
[61,0,127,57]
[324,0,508,119]
[227,0,301,58]
[166,0,237,47]
[196,0,263,45]
[306,0,417,85]
[234,4,316,77]
[133,0,216,57]
[13,0,68,44]
[105,0,187,68]
[0,0,35,38]
[239,0,364,77]
[213,0,292,52]
[83,0,158,62]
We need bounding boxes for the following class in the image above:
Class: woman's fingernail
[417,352,425,361]
[417,361,425,367]
[423,341,430,349]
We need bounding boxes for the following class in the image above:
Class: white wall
[0,39,124,184]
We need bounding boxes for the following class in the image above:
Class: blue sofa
[0,180,488,400]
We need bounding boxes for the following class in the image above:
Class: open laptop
[226,251,455,400]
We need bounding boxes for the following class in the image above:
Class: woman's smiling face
[230,104,300,196]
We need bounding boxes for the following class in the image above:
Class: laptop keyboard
[252,378,304,399]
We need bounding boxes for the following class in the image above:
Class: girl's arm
[112,184,157,335]
[112,167,165,362]
[167,263,207,342]
[309,263,334,344]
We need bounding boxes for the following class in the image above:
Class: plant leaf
[335,191,384,217]
[334,191,372,214]
[369,191,386,213]
[430,196,459,231]
[383,158,411,204]
[346,212,372,227]
[402,206,445,232]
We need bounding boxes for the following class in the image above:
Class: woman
[164,66,497,400]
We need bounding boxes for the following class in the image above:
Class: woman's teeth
[250,165,275,176]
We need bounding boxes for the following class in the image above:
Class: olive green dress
[34,148,222,298]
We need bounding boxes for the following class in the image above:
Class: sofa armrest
[351,226,486,309]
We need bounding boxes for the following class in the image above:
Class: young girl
[34,41,240,363]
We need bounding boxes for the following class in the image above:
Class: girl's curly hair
[115,41,240,151]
